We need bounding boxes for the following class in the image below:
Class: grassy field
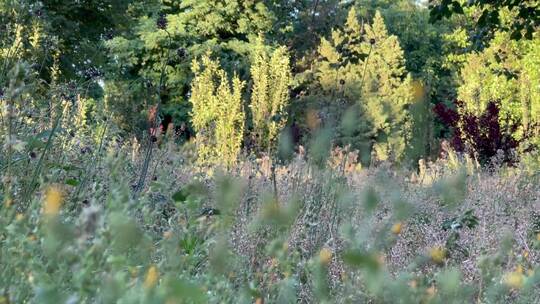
[1,117,539,303]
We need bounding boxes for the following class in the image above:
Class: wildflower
[429,246,446,264]
[536,232,540,242]
[144,265,159,289]
[503,270,524,289]
[43,186,63,216]
[391,222,403,235]
[15,213,24,221]
[319,247,333,265]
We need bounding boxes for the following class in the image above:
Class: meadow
[1,0,540,303]
[1,97,539,302]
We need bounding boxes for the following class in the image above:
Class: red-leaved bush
[433,100,519,164]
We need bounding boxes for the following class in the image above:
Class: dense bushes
[189,38,292,167]
[434,100,519,164]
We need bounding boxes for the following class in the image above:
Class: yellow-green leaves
[190,53,245,168]
[250,35,292,153]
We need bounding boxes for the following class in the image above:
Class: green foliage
[457,33,540,145]
[360,11,414,162]
[190,53,244,168]
[3,2,540,303]
[429,0,539,41]
[104,0,276,134]
[249,36,292,153]
[305,8,414,163]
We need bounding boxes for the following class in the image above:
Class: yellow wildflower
[43,186,63,216]
[16,213,24,221]
[143,265,159,289]
[536,233,540,242]
[503,271,524,289]
[319,247,332,265]
[429,246,446,264]
[391,222,403,235]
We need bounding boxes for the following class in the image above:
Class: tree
[360,10,413,162]
[457,32,540,148]
[429,0,539,41]
[189,53,245,168]
[105,0,276,135]
[264,0,351,58]
[249,36,292,153]
[300,8,413,163]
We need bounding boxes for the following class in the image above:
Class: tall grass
[1,64,540,303]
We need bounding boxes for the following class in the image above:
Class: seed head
[319,247,332,265]
[177,47,187,59]
[144,265,159,289]
[156,13,167,30]
[43,186,63,216]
